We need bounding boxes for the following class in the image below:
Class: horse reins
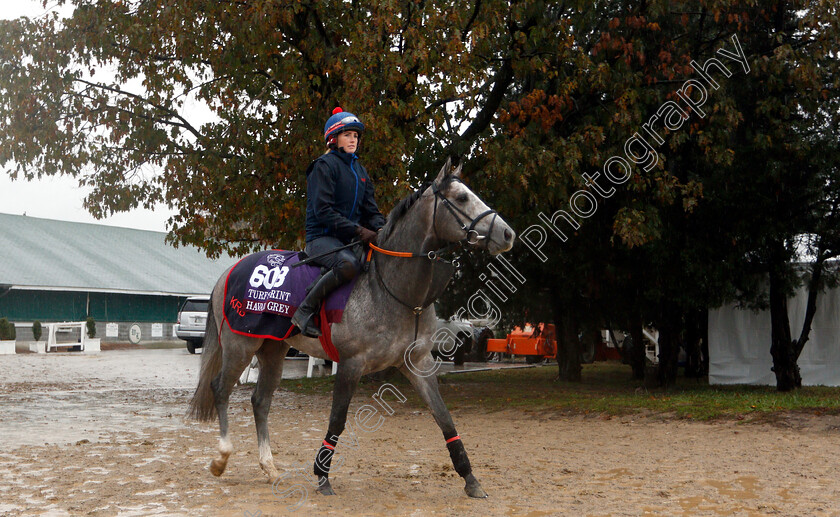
[368,179,499,344]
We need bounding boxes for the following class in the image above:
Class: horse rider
[290,107,386,338]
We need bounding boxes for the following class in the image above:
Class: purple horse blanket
[223,250,356,343]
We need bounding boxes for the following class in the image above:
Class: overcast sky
[0,1,177,232]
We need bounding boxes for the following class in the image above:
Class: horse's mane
[380,174,457,241]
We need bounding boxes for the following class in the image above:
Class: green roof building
[0,213,231,342]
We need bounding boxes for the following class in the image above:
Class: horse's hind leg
[313,359,363,496]
[209,330,262,477]
[399,359,488,498]
[252,341,289,480]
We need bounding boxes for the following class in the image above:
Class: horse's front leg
[313,358,363,496]
[400,358,488,498]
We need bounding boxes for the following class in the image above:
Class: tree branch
[461,0,482,42]
[450,58,514,152]
[73,78,205,142]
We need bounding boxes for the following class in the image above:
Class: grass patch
[278,362,840,421]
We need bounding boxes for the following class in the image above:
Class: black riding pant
[304,236,361,282]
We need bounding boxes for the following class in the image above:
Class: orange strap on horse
[368,242,460,262]
[368,243,414,258]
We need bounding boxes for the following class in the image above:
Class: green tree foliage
[678,1,840,390]
[0,0,518,256]
[443,1,840,388]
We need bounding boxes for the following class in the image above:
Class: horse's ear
[434,157,452,185]
[452,161,463,178]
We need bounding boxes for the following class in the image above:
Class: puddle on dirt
[647,477,766,517]
[0,389,194,447]
[704,476,761,500]
[598,467,633,480]
[505,510,556,517]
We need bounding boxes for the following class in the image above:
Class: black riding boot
[291,269,347,338]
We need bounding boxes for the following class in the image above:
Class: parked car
[468,326,495,362]
[175,296,209,354]
[432,316,475,365]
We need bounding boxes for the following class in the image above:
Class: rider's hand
[356,226,378,246]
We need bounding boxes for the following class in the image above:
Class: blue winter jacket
[304,150,386,244]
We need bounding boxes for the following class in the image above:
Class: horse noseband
[432,180,498,248]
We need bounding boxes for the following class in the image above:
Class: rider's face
[336,131,358,153]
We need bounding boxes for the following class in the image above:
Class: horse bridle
[431,178,499,251]
[370,178,500,343]
[370,178,500,262]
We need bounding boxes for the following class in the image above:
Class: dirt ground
[2,351,840,516]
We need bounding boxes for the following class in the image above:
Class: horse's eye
[456,193,469,203]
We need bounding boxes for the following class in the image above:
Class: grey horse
[188,160,516,498]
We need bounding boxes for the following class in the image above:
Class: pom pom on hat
[332,107,343,115]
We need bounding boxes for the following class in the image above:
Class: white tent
[709,285,840,386]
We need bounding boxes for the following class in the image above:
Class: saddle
[222,250,357,359]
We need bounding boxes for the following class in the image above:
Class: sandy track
[1,388,840,516]
[1,351,840,516]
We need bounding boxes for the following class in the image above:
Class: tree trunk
[769,260,799,391]
[700,309,709,376]
[556,315,582,381]
[552,294,582,382]
[683,309,705,379]
[794,243,827,362]
[629,315,646,380]
[656,314,680,388]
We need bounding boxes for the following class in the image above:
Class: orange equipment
[487,323,624,363]
[485,323,556,360]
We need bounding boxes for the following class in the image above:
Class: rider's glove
[356,226,378,246]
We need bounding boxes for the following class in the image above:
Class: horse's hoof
[317,477,336,496]
[464,474,487,498]
[260,463,280,480]
[209,459,226,477]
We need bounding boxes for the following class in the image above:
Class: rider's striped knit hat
[324,107,365,144]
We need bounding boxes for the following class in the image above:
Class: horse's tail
[188,293,222,422]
